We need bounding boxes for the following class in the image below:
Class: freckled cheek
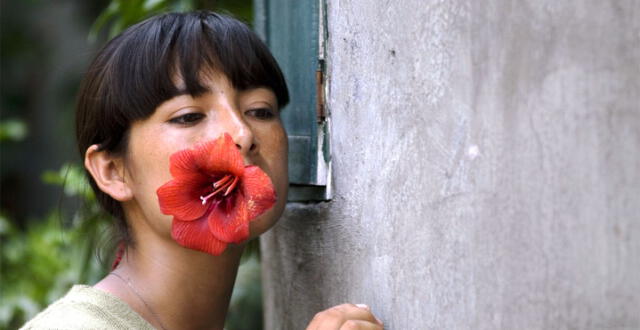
[271,135,289,199]
[129,150,173,193]
[156,151,173,179]
[263,128,287,171]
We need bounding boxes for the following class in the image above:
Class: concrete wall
[261,1,640,329]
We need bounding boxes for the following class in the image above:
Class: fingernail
[355,304,369,309]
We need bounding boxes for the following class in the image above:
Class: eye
[169,112,205,125]
[245,107,276,120]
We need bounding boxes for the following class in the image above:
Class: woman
[22,11,383,330]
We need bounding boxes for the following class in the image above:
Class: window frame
[254,0,331,202]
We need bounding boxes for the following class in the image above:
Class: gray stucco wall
[261,1,640,329]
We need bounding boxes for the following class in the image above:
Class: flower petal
[207,194,251,243]
[172,217,227,255]
[242,165,277,219]
[196,133,244,177]
[157,175,210,221]
[168,147,199,179]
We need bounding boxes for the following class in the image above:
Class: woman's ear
[84,144,133,202]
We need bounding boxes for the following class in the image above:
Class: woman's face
[120,72,288,245]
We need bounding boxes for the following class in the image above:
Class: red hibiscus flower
[156,133,276,255]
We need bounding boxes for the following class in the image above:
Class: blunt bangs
[76,11,289,155]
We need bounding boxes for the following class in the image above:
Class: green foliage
[89,0,197,41]
[88,0,253,42]
[226,255,263,330]
[0,119,28,142]
[0,164,111,329]
[41,164,96,201]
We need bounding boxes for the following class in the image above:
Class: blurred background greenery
[0,1,262,329]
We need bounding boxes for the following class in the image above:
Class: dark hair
[76,11,289,243]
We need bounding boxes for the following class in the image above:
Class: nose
[218,107,256,157]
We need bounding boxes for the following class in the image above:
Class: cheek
[121,145,177,238]
[264,127,289,191]
[248,127,288,237]
[127,150,171,188]
[125,143,175,218]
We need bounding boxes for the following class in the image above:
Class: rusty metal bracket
[316,59,326,123]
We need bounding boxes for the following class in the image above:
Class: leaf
[0,119,28,142]
[41,163,94,200]
[144,0,168,12]
[88,1,120,43]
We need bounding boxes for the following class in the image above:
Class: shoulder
[21,285,155,330]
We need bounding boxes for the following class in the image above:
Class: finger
[313,304,380,329]
[334,304,381,325]
[339,319,383,330]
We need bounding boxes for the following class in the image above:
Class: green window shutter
[254,0,330,201]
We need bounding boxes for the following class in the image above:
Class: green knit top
[21,285,156,329]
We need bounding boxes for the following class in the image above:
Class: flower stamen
[200,175,239,205]
[213,175,232,188]
[223,176,239,196]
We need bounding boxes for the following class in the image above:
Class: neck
[95,232,244,330]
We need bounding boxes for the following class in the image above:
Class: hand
[306,303,384,330]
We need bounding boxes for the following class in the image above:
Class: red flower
[156,133,276,255]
